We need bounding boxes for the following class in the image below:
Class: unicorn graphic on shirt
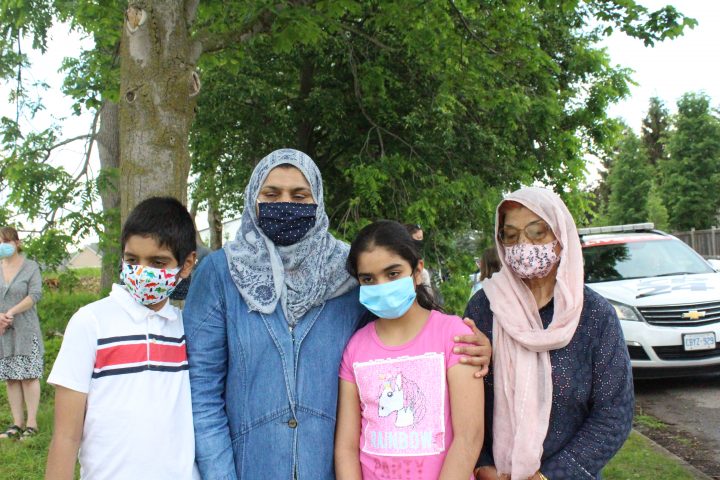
[377,373,426,428]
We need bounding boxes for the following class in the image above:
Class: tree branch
[47,134,92,153]
[447,0,499,55]
[189,8,276,64]
[346,43,417,159]
[336,21,398,51]
[74,108,101,182]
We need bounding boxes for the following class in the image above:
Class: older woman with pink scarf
[466,187,633,480]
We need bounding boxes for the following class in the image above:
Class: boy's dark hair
[121,196,197,264]
[347,220,443,313]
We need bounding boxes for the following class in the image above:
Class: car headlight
[608,300,642,322]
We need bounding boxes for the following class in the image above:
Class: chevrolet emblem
[682,310,706,320]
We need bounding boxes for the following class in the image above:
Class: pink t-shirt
[339,310,474,480]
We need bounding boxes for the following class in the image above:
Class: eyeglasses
[498,220,551,245]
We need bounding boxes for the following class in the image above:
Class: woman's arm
[6,295,35,318]
[334,380,362,480]
[5,263,42,320]
[453,318,492,377]
[45,386,87,480]
[439,362,484,480]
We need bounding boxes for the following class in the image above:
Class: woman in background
[0,226,43,439]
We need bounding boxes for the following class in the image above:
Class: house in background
[198,218,241,248]
[67,243,102,269]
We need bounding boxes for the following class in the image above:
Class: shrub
[38,290,100,336]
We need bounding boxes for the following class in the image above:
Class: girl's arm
[334,379,362,480]
[439,362,484,480]
[45,386,87,480]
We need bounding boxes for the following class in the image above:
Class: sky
[1,1,719,237]
[601,0,720,131]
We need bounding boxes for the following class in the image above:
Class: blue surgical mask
[257,202,318,246]
[359,276,417,319]
[0,243,15,258]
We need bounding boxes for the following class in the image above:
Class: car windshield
[583,238,714,283]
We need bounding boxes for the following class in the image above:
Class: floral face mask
[120,262,182,306]
[504,241,561,279]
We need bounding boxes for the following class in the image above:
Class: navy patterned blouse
[464,286,634,479]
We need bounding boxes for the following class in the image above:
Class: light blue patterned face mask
[0,243,15,258]
[359,276,417,319]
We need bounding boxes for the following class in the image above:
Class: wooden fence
[673,228,720,259]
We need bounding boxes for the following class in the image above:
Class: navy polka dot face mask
[257,202,318,246]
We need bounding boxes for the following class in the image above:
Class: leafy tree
[0,0,698,288]
[606,129,652,224]
[641,96,670,167]
[188,2,695,248]
[661,93,720,230]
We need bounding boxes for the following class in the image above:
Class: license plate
[683,332,717,351]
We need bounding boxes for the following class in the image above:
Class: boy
[46,197,199,480]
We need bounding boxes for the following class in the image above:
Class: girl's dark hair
[347,220,443,313]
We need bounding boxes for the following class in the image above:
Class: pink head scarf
[482,187,584,478]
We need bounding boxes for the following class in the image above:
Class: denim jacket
[184,250,365,480]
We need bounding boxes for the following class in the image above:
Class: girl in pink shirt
[335,220,484,480]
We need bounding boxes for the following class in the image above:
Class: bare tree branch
[74,108,101,182]
[47,134,92,153]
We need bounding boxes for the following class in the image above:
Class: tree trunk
[296,56,316,158]
[96,101,121,292]
[208,189,223,250]
[118,1,199,223]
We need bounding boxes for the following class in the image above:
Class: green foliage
[37,289,99,335]
[0,0,699,282]
[189,0,696,273]
[57,268,80,293]
[606,129,652,224]
[660,93,720,230]
[22,228,71,271]
[646,181,669,231]
[641,97,670,167]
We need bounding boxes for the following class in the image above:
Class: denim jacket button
[288,418,298,428]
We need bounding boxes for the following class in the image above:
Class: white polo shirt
[48,284,199,480]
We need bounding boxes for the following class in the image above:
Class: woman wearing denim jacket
[183,149,491,480]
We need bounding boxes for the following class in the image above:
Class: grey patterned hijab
[224,149,357,326]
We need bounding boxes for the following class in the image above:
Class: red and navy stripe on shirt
[92,334,188,378]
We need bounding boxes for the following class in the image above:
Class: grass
[603,431,700,479]
[0,271,708,479]
[635,413,668,430]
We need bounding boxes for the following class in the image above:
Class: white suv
[579,223,720,378]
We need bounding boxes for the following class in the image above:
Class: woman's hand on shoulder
[453,318,491,378]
